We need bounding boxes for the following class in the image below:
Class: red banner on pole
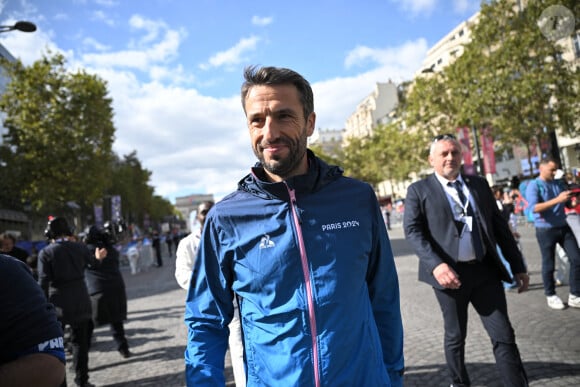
[456,126,474,175]
[480,126,496,174]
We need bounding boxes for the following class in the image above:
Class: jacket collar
[239,149,343,200]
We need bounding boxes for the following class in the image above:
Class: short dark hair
[539,156,558,166]
[241,65,314,122]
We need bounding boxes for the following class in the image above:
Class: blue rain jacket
[185,151,404,386]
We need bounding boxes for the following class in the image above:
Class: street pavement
[78,223,580,386]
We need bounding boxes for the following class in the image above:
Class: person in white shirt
[175,201,246,386]
[174,201,214,289]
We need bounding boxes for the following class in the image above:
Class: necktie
[450,180,485,261]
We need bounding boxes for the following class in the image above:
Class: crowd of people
[2,65,580,387]
[1,217,134,387]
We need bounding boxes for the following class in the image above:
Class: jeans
[566,213,580,244]
[535,225,580,296]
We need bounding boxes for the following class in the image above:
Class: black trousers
[154,246,162,266]
[433,261,528,387]
[88,320,129,351]
[61,319,91,387]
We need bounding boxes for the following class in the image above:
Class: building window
[459,29,464,37]
[574,31,580,58]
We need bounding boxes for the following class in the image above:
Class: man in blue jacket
[184,66,404,386]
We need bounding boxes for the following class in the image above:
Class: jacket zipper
[287,186,321,387]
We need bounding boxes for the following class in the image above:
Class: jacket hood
[238,149,343,200]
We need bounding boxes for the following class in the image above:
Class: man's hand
[433,263,461,289]
[556,190,572,204]
[514,272,529,293]
[95,247,108,261]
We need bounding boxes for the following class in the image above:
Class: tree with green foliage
[108,151,174,226]
[456,0,579,169]
[403,0,579,174]
[0,53,115,213]
[339,135,386,189]
[308,143,343,167]
[371,122,429,182]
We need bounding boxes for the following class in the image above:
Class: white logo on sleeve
[259,234,275,249]
[38,337,64,351]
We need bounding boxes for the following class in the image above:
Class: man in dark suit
[403,134,529,387]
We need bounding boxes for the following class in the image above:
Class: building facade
[344,81,399,140]
[308,127,345,157]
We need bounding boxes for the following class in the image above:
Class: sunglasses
[432,133,456,142]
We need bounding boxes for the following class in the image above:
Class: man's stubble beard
[254,129,308,179]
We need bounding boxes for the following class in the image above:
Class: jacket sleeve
[367,195,404,386]
[184,216,233,387]
[37,249,51,299]
[175,235,197,290]
[403,182,445,274]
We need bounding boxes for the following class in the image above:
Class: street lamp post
[0,21,37,33]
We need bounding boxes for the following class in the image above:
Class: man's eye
[250,117,264,124]
[277,112,294,120]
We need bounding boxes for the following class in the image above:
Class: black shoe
[119,347,132,358]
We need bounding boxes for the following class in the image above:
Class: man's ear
[306,112,316,136]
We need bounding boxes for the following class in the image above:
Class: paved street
[79,224,580,386]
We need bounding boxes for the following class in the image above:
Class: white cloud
[92,10,115,26]
[103,79,254,200]
[95,0,118,6]
[391,0,477,16]
[344,39,429,71]
[129,15,166,46]
[251,15,273,27]
[81,28,183,70]
[148,64,195,84]
[390,0,437,16]
[200,36,261,70]
[314,39,428,130]
[82,36,110,51]
[452,0,479,14]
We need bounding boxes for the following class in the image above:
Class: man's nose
[262,117,281,141]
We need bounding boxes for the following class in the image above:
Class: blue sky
[0,0,480,202]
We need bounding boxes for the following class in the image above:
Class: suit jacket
[403,173,526,289]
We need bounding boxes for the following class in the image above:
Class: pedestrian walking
[184,65,404,386]
[83,224,131,359]
[38,217,107,387]
[525,156,580,310]
[403,134,529,387]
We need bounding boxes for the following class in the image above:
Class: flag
[456,126,475,175]
[480,126,496,174]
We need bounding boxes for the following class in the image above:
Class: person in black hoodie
[38,217,106,387]
[83,224,131,359]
